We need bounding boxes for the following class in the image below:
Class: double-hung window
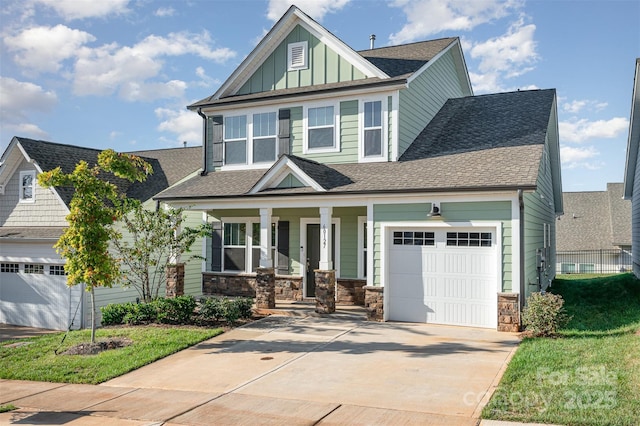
[223,223,246,271]
[224,115,247,165]
[307,106,336,151]
[19,170,36,202]
[252,112,277,163]
[363,101,383,157]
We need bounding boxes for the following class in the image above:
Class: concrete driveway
[1,309,520,425]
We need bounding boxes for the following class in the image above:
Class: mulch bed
[61,337,133,355]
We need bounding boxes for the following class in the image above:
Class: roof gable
[210,6,387,102]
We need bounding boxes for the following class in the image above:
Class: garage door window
[49,265,67,275]
[446,232,492,247]
[393,231,435,246]
[1,263,19,273]
[24,264,44,274]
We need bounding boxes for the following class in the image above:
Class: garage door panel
[388,227,498,328]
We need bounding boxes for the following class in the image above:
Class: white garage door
[0,270,82,330]
[387,228,498,328]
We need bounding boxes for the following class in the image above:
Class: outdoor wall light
[428,202,441,217]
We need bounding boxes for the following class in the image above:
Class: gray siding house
[156,6,563,331]
[0,137,203,330]
[624,58,640,278]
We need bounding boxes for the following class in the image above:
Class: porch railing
[556,249,633,274]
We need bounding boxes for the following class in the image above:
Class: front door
[306,224,335,298]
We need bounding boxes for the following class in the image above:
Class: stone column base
[498,293,520,332]
[364,286,384,321]
[255,267,276,309]
[315,270,336,314]
[166,263,185,298]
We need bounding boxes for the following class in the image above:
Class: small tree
[111,204,211,303]
[38,150,151,343]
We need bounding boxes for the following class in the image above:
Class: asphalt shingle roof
[15,138,202,207]
[157,89,554,201]
[556,183,631,251]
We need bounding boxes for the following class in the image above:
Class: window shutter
[210,115,223,167]
[278,109,290,156]
[211,222,223,272]
[276,221,290,275]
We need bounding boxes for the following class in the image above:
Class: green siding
[238,25,366,95]
[372,201,512,291]
[398,49,466,157]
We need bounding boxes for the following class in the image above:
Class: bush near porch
[482,273,640,426]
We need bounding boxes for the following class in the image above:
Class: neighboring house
[156,6,563,330]
[0,137,203,330]
[624,58,640,278]
[557,183,632,274]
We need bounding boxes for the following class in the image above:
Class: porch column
[259,208,273,268]
[319,207,333,270]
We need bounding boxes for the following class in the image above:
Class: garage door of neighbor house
[0,272,81,330]
[387,227,498,328]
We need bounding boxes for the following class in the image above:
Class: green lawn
[0,326,222,384]
[482,273,640,426]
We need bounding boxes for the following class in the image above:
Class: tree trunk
[90,286,96,343]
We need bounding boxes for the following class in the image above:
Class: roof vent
[370,34,376,49]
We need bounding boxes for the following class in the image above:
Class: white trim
[380,220,503,323]
[366,201,374,287]
[300,217,341,298]
[358,96,389,163]
[219,216,280,274]
[201,212,208,273]
[248,156,326,193]
[357,216,367,279]
[510,195,521,295]
[303,101,340,154]
[18,170,36,203]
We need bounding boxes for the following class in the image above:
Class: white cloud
[33,0,130,20]
[267,0,351,22]
[0,77,56,140]
[562,99,609,114]
[389,0,521,44]
[155,107,201,145]
[560,146,602,170]
[155,7,175,17]
[73,31,236,100]
[4,24,95,74]
[560,117,629,143]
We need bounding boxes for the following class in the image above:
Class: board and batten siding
[633,145,640,277]
[522,141,556,299]
[238,25,366,95]
[397,49,467,158]
[0,160,68,227]
[372,201,512,291]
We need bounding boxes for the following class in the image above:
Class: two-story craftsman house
[157,6,563,331]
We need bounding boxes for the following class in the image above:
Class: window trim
[303,102,340,154]
[359,97,388,162]
[287,41,308,71]
[357,216,367,279]
[19,170,36,203]
[252,111,278,164]
[220,217,279,274]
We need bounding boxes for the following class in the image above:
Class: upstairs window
[253,112,277,163]
[363,101,383,157]
[19,170,36,202]
[307,106,336,151]
[288,41,308,70]
[224,115,247,165]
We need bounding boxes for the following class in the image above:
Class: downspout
[518,189,525,311]
[197,108,208,176]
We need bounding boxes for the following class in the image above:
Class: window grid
[1,263,19,273]
[393,231,435,246]
[20,171,35,202]
[224,115,247,165]
[446,232,492,247]
[49,265,67,276]
[24,264,44,274]
[252,112,277,163]
[307,106,335,150]
[363,101,383,157]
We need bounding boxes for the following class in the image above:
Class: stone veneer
[166,263,185,298]
[497,293,520,332]
[255,267,275,309]
[364,286,384,321]
[314,270,335,313]
[336,278,366,305]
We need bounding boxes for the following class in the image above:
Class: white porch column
[319,206,333,270]
[259,208,273,268]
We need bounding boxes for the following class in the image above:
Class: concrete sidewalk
[1,309,521,425]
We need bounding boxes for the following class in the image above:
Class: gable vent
[288,41,308,71]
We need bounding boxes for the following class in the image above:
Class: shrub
[197,297,225,324]
[123,302,157,325]
[101,303,131,326]
[155,296,197,324]
[522,292,570,337]
[196,297,254,324]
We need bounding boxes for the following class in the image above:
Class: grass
[0,405,16,413]
[0,325,222,384]
[482,273,640,426]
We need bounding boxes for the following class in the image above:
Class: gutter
[197,108,208,176]
[518,189,525,310]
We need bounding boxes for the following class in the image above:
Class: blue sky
[1,0,638,192]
